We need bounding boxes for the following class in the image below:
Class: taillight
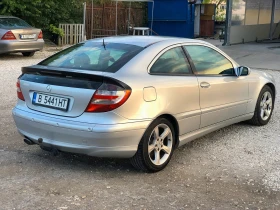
[16,80,25,101]
[85,81,131,112]
[1,31,16,40]
[38,31,43,39]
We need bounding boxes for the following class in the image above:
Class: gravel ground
[0,50,280,210]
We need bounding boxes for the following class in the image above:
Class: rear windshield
[0,18,31,28]
[39,42,143,73]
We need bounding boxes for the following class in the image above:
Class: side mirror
[234,66,250,77]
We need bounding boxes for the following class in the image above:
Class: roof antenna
[102,39,106,50]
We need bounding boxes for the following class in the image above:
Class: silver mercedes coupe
[13,36,276,172]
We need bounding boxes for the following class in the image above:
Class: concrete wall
[230,23,280,44]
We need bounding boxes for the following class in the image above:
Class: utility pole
[83,2,86,41]
[116,0,118,36]
[223,0,233,46]
[91,0,93,39]
[269,0,276,40]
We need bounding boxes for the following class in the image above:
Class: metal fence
[59,24,85,45]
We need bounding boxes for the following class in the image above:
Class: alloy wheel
[148,124,173,166]
[260,91,273,121]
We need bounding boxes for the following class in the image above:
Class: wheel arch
[156,114,180,149]
[247,82,276,126]
[265,83,276,104]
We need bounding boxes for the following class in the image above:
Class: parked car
[0,16,44,56]
[13,36,276,172]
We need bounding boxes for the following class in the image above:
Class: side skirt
[178,113,254,147]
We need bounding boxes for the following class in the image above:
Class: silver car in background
[13,36,276,172]
[0,16,44,56]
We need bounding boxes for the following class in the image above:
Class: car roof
[0,15,17,18]
[87,36,208,48]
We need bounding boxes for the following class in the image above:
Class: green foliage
[0,0,84,29]
[49,24,64,37]
[202,0,226,5]
[202,0,226,21]
[202,0,212,3]
[216,14,225,21]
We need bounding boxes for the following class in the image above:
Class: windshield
[0,18,31,28]
[39,42,143,73]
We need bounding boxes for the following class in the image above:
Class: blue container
[148,0,195,38]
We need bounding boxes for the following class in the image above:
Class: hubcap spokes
[148,124,173,166]
[260,91,273,121]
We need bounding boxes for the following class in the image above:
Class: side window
[184,45,234,76]
[150,47,191,74]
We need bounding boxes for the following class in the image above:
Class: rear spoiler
[21,66,130,90]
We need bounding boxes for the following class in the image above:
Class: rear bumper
[12,107,150,158]
[0,39,44,54]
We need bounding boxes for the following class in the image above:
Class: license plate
[20,34,36,39]
[32,93,69,111]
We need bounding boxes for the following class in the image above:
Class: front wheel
[248,85,274,126]
[130,118,175,172]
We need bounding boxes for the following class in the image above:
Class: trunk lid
[0,17,41,41]
[19,66,104,117]
[11,28,41,41]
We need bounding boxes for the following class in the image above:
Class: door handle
[200,82,211,88]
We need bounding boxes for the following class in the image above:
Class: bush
[0,0,83,30]
[49,24,64,37]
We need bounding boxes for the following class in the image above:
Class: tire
[130,118,175,172]
[248,85,274,126]
[22,52,35,57]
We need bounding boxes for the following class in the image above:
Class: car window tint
[0,18,31,28]
[150,47,191,74]
[184,45,234,75]
[108,49,126,66]
[39,42,143,73]
[84,49,125,66]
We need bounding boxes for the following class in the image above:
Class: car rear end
[12,41,148,158]
[0,16,44,55]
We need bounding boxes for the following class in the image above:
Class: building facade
[227,0,280,44]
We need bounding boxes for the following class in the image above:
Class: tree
[0,0,88,29]
[203,0,227,21]
[203,0,226,7]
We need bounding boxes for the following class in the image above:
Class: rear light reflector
[38,31,43,39]
[16,80,25,101]
[1,31,16,40]
[86,81,131,112]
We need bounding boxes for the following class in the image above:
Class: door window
[184,45,234,76]
[150,47,191,74]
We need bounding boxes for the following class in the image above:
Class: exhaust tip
[24,138,35,145]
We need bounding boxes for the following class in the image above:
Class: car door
[183,44,249,128]
[149,46,201,136]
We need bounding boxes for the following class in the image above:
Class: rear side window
[150,47,191,74]
[39,42,143,73]
[0,18,31,28]
[184,45,234,76]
